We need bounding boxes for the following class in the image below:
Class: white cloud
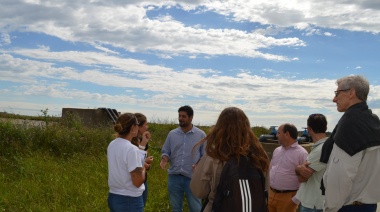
[202,0,380,33]
[324,32,334,36]
[0,1,306,61]
[1,0,379,131]
[0,51,338,115]
[1,33,11,46]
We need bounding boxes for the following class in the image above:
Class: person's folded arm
[295,162,314,182]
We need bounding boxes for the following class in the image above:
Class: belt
[178,173,189,178]
[351,201,364,205]
[270,187,297,193]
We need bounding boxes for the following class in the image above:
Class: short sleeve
[308,147,326,172]
[127,147,143,173]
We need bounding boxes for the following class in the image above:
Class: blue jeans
[300,204,323,212]
[168,174,201,212]
[338,204,377,212]
[108,193,144,212]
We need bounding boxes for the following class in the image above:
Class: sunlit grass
[0,114,269,211]
[0,154,108,211]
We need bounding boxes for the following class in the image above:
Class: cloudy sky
[1,0,380,131]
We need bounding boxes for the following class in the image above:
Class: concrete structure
[61,108,119,127]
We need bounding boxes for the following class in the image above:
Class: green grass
[1,154,108,211]
[0,115,269,212]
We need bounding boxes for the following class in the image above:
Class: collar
[313,137,328,148]
[285,141,299,149]
[179,125,194,134]
[346,101,367,112]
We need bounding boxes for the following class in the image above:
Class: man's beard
[179,121,189,127]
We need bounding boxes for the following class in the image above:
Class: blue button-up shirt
[161,125,206,178]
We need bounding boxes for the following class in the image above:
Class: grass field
[0,113,269,212]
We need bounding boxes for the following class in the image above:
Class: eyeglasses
[334,89,350,97]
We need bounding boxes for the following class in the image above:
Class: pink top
[269,142,308,190]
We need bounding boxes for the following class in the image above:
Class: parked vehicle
[259,126,312,143]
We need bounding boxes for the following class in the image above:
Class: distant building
[61,108,119,127]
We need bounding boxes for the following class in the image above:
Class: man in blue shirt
[160,105,206,212]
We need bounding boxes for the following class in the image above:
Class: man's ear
[347,88,355,98]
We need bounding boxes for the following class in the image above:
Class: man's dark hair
[307,114,327,133]
[178,105,194,117]
[282,123,298,139]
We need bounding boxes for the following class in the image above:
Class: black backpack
[212,156,267,212]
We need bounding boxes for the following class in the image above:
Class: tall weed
[0,116,269,211]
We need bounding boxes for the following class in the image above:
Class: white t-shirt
[107,137,145,197]
[138,149,147,164]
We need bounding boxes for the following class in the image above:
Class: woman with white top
[131,113,153,206]
[107,113,146,212]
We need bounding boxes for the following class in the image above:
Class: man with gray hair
[320,75,380,212]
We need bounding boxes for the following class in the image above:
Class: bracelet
[139,145,146,150]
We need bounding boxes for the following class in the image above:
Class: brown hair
[114,113,137,136]
[131,113,147,146]
[197,107,269,173]
[135,113,147,127]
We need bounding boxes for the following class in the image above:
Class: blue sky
[1,0,380,131]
